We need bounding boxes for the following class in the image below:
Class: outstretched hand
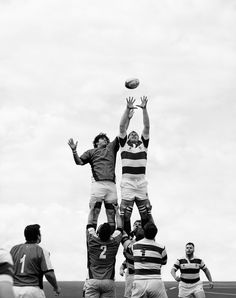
[68,138,78,151]
[136,96,148,109]
[126,97,137,110]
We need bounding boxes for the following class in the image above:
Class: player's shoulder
[0,248,13,265]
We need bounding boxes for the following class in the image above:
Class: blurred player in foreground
[10,224,61,297]
[0,248,15,298]
[68,131,119,233]
[171,242,213,298]
[85,203,123,298]
[119,96,151,234]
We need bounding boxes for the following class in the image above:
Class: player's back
[88,232,121,280]
[10,243,51,288]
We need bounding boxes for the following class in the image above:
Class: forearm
[171,268,178,281]
[45,271,59,291]
[204,268,213,282]
[120,108,130,134]
[71,150,83,165]
[142,108,150,136]
[115,211,123,229]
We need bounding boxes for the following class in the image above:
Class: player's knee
[104,203,115,211]
[124,206,133,219]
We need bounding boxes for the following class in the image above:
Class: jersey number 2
[99,245,107,259]
[20,254,26,273]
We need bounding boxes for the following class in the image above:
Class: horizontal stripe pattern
[173,257,206,284]
[120,142,147,178]
[133,239,167,280]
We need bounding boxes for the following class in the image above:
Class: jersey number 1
[20,254,26,273]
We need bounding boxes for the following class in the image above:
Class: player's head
[135,226,144,241]
[93,133,110,148]
[133,220,142,230]
[128,131,139,143]
[143,222,158,240]
[98,223,111,242]
[24,224,41,243]
[185,242,195,255]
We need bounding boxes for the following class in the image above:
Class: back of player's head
[98,223,111,242]
[186,242,195,248]
[93,133,110,148]
[143,222,158,239]
[24,224,41,242]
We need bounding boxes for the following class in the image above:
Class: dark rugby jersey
[173,256,206,284]
[10,243,54,289]
[80,137,119,182]
[119,135,149,179]
[87,227,122,280]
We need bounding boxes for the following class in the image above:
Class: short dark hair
[24,224,41,242]
[186,242,195,247]
[93,133,110,148]
[98,223,111,242]
[127,130,138,139]
[143,222,158,239]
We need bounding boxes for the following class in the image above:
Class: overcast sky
[1,0,236,282]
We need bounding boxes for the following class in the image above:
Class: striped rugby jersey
[121,234,135,274]
[172,256,206,284]
[0,248,14,284]
[132,238,167,280]
[10,243,54,289]
[119,135,149,179]
[87,227,122,280]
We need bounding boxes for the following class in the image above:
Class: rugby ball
[125,78,139,89]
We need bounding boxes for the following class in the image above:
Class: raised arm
[113,203,123,230]
[119,97,137,138]
[68,138,84,165]
[136,96,150,139]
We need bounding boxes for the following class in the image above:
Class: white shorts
[124,272,134,298]
[131,279,167,298]
[13,286,46,298]
[178,281,204,298]
[120,178,148,201]
[90,180,118,204]
[85,279,115,298]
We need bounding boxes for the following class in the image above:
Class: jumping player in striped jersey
[10,224,61,298]
[0,248,15,298]
[85,203,123,298]
[171,242,213,298]
[119,96,151,234]
[131,222,168,298]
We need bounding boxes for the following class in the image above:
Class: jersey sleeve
[111,230,122,244]
[173,259,180,270]
[161,246,168,265]
[119,135,127,147]
[141,135,149,148]
[80,149,92,164]
[40,248,54,273]
[200,259,206,270]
